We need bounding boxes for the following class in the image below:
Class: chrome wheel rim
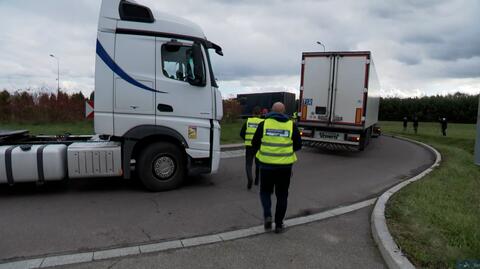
[153,155,176,180]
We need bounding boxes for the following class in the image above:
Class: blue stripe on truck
[96,39,166,94]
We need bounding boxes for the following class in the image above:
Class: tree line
[0,90,87,123]
[0,90,478,124]
[379,93,478,123]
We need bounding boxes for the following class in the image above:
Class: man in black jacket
[413,115,419,134]
[251,102,302,233]
[440,117,448,136]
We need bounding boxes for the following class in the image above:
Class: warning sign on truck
[85,100,94,119]
[303,98,313,106]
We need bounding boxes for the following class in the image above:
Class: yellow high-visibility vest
[256,118,297,165]
[244,117,264,146]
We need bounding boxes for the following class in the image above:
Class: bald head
[271,102,285,113]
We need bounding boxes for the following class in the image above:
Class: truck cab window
[161,45,202,83]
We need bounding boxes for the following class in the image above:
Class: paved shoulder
[60,207,385,269]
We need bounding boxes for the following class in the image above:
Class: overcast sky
[0,0,479,98]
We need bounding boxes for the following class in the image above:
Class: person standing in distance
[251,102,302,233]
[402,116,408,131]
[240,107,264,189]
[440,117,448,136]
[413,115,419,134]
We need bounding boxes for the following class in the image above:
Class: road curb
[371,135,441,269]
[0,198,376,269]
[220,143,244,151]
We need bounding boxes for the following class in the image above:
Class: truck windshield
[161,43,218,88]
[161,46,199,82]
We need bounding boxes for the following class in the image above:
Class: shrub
[222,98,241,123]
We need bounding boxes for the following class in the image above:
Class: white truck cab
[0,0,223,191]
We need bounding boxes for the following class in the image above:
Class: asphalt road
[59,206,386,269]
[0,136,434,261]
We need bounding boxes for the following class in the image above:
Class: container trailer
[237,92,296,117]
[297,51,380,150]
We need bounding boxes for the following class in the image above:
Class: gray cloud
[401,34,443,45]
[396,54,422,66]
[0,0,479,97]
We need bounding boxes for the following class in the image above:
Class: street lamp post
[50,54,60,96]
[316,41,326,52]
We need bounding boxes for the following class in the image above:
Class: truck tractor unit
[297,51,380,150]
[0,0,224,191]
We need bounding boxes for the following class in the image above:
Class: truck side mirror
[207,41,224,56]
[187,43,206,87]
[164,41,182,52]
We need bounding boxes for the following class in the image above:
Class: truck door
[155,38,213,119]
[331,55,368,125]
[301,55,332,122]
[155,38,213,152]
[113,34,156,136]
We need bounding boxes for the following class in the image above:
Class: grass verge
[380,121,480,268]
[0,121,94,135]
[220,120,243,144]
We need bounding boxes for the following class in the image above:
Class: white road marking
[220,149,245,158]
[40,253,93,268]
[139,240,182,254]
[93,246,140,261]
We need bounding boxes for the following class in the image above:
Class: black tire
[371,125,380,138]
[136,142,186,191]
[358,130,367,151]
[365,127,372,146]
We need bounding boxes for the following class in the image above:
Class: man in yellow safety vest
[251,102,302,233]
[240,107,263,189]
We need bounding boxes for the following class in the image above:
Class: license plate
[316,131,342,140]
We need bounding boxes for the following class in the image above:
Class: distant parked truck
[297,51,380,150]
[237,92,296,118]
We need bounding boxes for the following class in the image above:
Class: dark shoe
[264,217,272,230]
[247,179,253,190]
[274,223,284,234]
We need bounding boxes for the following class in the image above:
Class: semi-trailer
[0,0,224,191]
[237,92,296,117]
[297,51,380,150]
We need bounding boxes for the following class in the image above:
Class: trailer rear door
[331,55,368,125]
[301,55,331,122]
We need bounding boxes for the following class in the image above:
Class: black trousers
[259,166,292,225]
[245,147,259,185]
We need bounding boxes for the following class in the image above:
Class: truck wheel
[366,127,372,145]
[137,142,185,191]
[359,131,367,151]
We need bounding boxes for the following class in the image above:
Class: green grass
[0,121,94,135]
[220,120,244,144]
[380,121,480,268]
